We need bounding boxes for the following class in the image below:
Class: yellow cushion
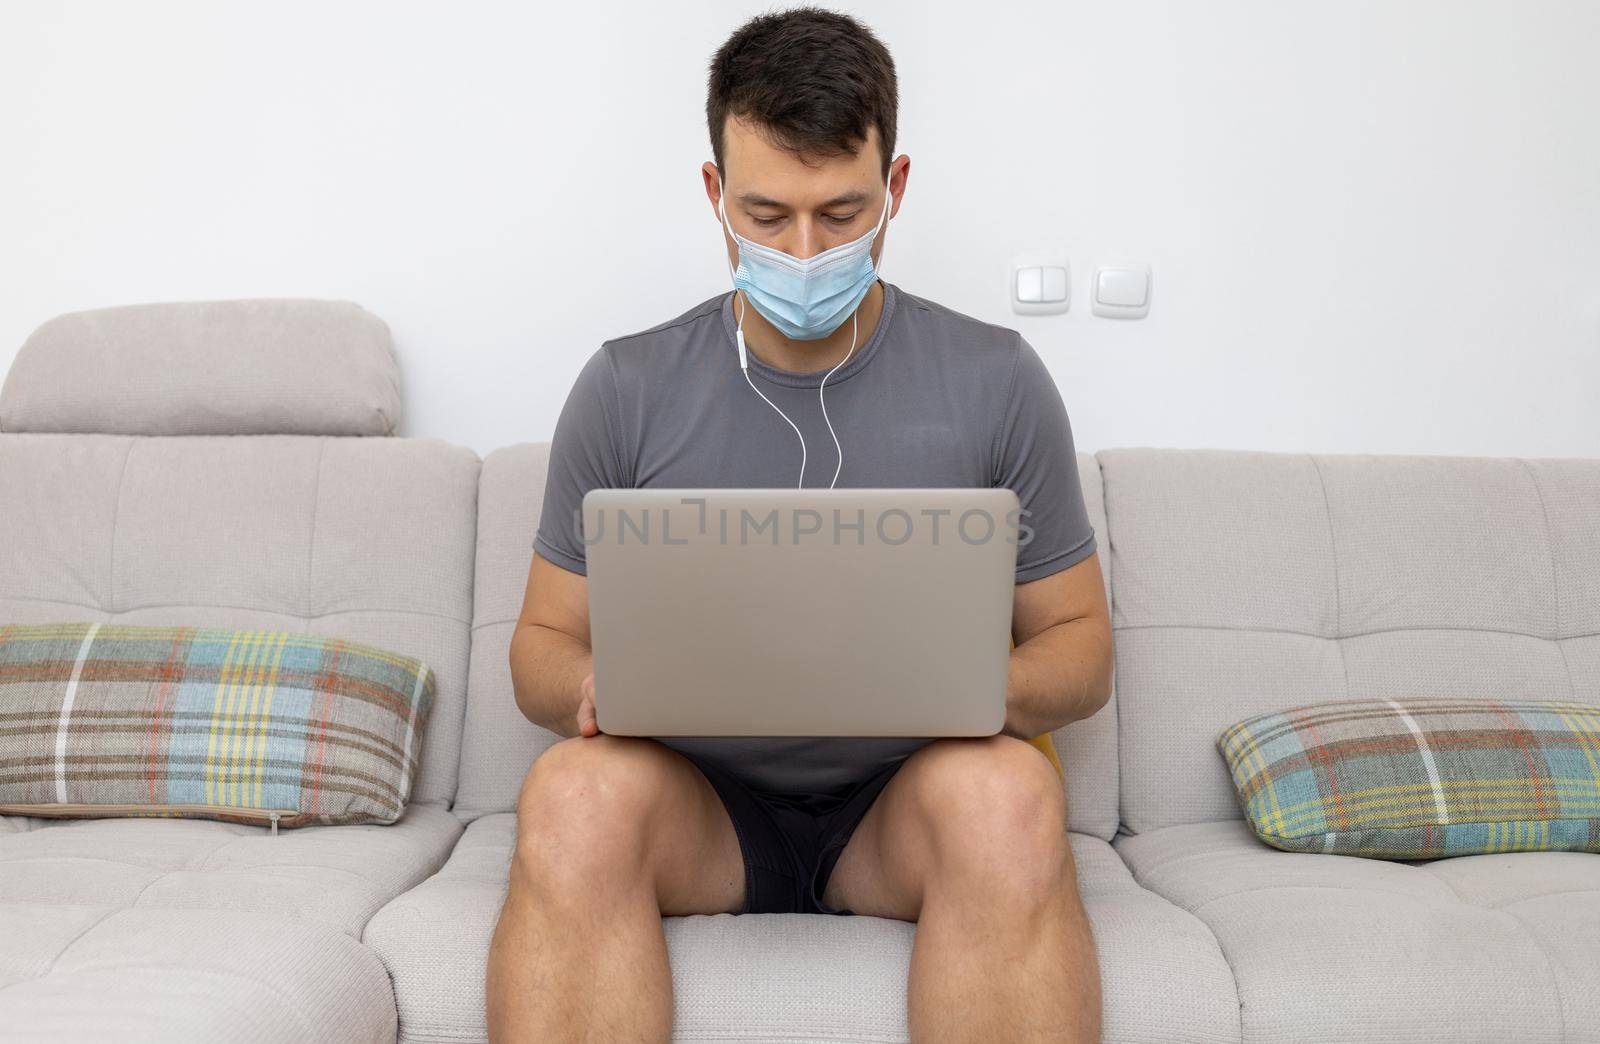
[1029,732,1064,778]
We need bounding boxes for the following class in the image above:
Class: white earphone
[722,197,889,490]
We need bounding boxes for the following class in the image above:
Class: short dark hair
[706,6,898,183]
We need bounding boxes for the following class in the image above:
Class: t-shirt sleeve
[532,346,627,575]
[994,333,1098,583]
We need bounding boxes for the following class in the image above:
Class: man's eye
[749,214,857,229]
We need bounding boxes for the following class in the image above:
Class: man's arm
[514,343,623,739]
[1001,549,1113,740]
[509,551,599,739]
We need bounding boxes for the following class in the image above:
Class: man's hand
[577,673,600,737]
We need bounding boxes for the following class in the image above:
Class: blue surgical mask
[719,179,892,341]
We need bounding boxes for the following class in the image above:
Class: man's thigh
[525,734,746,917]
[818,735,1063,921]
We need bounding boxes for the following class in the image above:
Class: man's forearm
[1002,617,1113,740]
[509,623,593,738]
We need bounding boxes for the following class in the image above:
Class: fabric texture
[0,621,435,828]
[0,297,477,1042]
[1217,696,1600,857]
[1103,448,1600,836]
[0,432,480,808]
[0,298,401,437]
[1116,818,1591,1043]
[0,908,398,1044]
[1103,447,1600,1039]
[0,802,461,936]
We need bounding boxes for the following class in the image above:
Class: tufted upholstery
[0,806,461,937]
[0,300,476,1041]
[1104,448,1600,1042]
[1101,448,1600,836]
[0,907,398,1043]
[0,433,480,809]
[1116,819,1595,1041]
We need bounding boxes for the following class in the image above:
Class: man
[487,7,1112,1042]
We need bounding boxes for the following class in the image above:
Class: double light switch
[1011,254,1070,315]
[1016,265,1068,304]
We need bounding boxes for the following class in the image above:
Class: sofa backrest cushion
[453,443,1121,841]
[1,299,401,437]
[1101,447,1600,835]
[0,432,479,808]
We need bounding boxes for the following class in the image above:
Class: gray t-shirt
[533,279,1097,797]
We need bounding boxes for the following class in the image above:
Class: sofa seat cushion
[0,800,460,937]
[365,813,1240,1043]
[0,906,395,1043]
[1115,818,1599,1042]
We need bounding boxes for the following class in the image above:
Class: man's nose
[784,222,826,260]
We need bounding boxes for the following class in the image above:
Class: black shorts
[678,750,906,915]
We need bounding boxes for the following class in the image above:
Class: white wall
[3,0,1596,459]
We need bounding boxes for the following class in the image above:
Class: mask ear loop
[819,183,892,489]
[721,182,807,488]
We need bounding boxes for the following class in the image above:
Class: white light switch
[1015,267,1043,304]
[1011,254,1070,315]
[1040,266,1068,303]
[1091,263,1151,319]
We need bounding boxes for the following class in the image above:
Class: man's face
[713,115,898,269]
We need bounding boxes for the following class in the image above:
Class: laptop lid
[584,488,1019,737]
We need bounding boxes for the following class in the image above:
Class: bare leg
[485,735,746,1043]
[821,735,1103,1043]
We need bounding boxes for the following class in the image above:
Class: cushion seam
[1308,453,1351,699]
[0,905,119,997]
[1113,621,1598,642]
[305,436,327,619]
[106,437,135,613]
[1119,864,1246,1033]
[2,592,469,625]
[1483,905,1570,1041]
[1519,458,1576,696]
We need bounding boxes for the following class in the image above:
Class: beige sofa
[1,299,1593,1043]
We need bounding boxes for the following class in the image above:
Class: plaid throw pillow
[0,621,435,831]
[1218,697,1600,858]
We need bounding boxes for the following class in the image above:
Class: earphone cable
[724,186,890,490]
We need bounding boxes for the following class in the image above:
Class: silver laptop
[584,488,1020,737]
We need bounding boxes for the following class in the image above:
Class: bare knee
[909,736,1072,901]
[511,735,664,893]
